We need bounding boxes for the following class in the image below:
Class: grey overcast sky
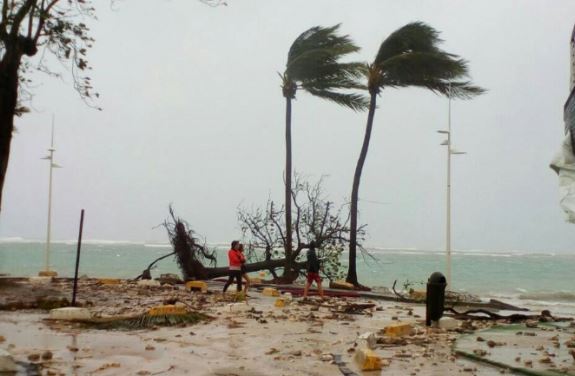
[0,0,574,252]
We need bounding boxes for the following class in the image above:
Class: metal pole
[446,84,452,289]
[44,117,55,273]
[72,209,85,306]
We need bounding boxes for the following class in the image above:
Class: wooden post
[71,209,85,306]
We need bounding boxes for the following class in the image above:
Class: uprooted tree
[139,177,366,283]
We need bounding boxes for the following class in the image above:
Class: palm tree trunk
[0,51,22,212]
[284,96,293,276]
[347,93,377,286]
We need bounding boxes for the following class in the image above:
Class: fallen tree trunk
[202,259,307,279]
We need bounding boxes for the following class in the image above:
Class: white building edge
[550,24,575,223]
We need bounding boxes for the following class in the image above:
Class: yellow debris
[383,322,413,337]
[409,289,426,300]
[38,271,58,277]
[147,305,187,316]
[354,348,382,371]
[274,298,286,308]
[185,281,208,293]
[262,287,280,297]
[97,278,121,285]
[249,278,263,285]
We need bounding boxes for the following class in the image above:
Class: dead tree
[238,176,366,283]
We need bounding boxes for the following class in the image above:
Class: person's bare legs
[317,280,324,298]
[242,274,250,294]
[303,280,311,298]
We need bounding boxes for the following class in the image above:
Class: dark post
[426,271,446,326]
[71,209,85,306]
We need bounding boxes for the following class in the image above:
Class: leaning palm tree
[280,24,367,278]
[346,22,485,286]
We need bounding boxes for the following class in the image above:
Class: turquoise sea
[1,240,574,315]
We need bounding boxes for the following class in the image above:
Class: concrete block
[262,287,280,297]
[227,303,251,312]
[185,281,208,292]
[354,348,382,371]
[29,276,53,284]
[329,280,355,290]
[137,279,160,287]
[0,349,17,373]
[49,307,92,321]
[383,322,413,337]
[438,317,460,330]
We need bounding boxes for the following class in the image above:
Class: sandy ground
[0,278,572,376]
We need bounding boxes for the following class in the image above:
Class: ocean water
[1,240,574,315]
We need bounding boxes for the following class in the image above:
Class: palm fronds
[283,24,368,110]
[370,22,485,98]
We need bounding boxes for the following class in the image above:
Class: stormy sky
[0,0,574,253]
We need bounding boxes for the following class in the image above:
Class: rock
[97,278,122,285]
[289,350,302,357]
[320,353,333,362]
[50,307,92,321]
[41,350,53,360]
[357,332,377,349]
[265,348,279,355]
[539,356,552,364]
[145,345,155,351]
[565,340,575,348]
[0,349,17,372]
[0,336,4,343]
[487,340,504,348]
[28,353,40,362]
[525,321,538,328]
[274,298,287,308]
[569,350,575,360]
[354,348,382,371]
[473,349,487,357]
[383,322,413,337]
[476,336,485,342]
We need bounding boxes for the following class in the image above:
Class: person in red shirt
[223,240,244,293]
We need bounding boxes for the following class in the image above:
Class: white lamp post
[437,86,465,289]
[39,116,61,277]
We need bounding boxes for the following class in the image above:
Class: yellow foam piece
[186,281,208,292]
[97,278,121,285]
[262,287,280,297]
[354,348,382,371]
[274,298,286,308]
[38,270,58,277]
[383,322,413,337]
[147,305,187,316]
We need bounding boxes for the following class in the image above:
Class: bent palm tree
[281,24,367,278]
[346,22,485,286]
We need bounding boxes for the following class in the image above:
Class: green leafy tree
[347,22,485,286]
[0,0,97,211]
[280,24,367,278]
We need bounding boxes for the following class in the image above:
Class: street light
[437,85,466,290]
[39,116,61,278]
